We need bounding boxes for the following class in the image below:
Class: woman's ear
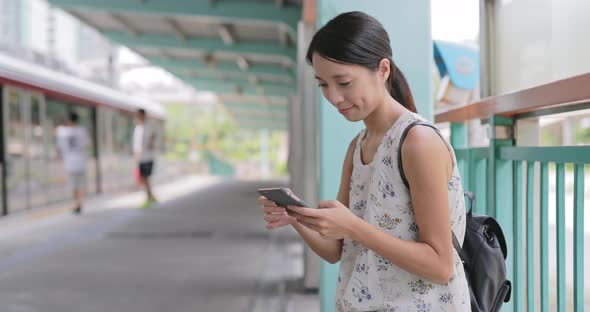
[378,58,391,82]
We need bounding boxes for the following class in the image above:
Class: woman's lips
[339,106,354,115]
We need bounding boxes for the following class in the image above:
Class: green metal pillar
[315,1,432,311]
[488,116,515,312]
[450,122,468,189]
[450,122,468,148]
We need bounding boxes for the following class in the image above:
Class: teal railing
[436,73,590,312]
[204,151,235,177]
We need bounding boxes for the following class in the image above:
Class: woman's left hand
[287,200,360,240]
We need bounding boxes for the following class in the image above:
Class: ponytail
[387,61,417,113]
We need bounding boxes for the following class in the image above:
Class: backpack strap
[452,232,463,259]
[453,192,475,260]
[397,121,442,190]
[397,121,465,258]
[398,120,475,214]
[464,191,475,217]
[483,216,509,259]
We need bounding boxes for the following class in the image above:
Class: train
[0,53,165,216]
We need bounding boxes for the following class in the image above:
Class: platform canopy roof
[48,0,301,129]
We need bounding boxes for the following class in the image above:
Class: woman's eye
[339,81,351,87]
[318,83,328,88]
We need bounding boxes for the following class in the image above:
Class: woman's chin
[343,113,364,122]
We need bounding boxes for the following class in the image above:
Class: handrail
[435,73,590,123]
[439,71,589,312]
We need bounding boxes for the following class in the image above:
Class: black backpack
[398,120,512,312]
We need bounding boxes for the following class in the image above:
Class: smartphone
[257,187,311,208]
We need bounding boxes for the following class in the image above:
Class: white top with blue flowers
[335,111,470,312]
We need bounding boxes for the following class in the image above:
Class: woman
[259,11,470,311]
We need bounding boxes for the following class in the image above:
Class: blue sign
[433,40,480,90]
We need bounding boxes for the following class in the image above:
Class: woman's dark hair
[306,11,417,113]
[68,111,79,123]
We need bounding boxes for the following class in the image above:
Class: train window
[113,113,133,154]
[6,89,24,157]
[46,98,69,159]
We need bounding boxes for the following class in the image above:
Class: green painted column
[450,122,468,148]
[488,116,515,312]
[450,122,469,190]
[315,1,432,311]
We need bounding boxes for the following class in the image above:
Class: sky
[431,0,480,42]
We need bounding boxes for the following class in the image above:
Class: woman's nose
[326,87,344,104]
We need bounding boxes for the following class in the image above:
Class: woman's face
[312,52,389,122]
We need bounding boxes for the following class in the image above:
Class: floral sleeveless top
[335,111,470,311]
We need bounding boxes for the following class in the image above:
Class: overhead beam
[185,77,292,89]
[188,82,293,97]
[169,69,295,86]
[192,81,293,93]
[218,24,236,45]
[166,18,187,42]
[103,31,296,62]
[159,48,176,60]
[169,69,294,84]
[248,75,259,85]
[189,83,294,96]
[64,10,92,28]
[147,56,295,77]
[237,56,249,70]
[278,24,291,47]
[118,62,153,71]
[110,13,139,35]
[48,0,301,38]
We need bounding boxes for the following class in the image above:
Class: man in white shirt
[57,112,89,214]
[133,108,157,207]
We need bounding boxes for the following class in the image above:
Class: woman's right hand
[258,196,297,229]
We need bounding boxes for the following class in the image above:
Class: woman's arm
[353,126,455,283]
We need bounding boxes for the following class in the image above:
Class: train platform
[0,176,319,312]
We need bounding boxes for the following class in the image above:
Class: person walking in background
[57,112,89,214]
[133,108,157,207]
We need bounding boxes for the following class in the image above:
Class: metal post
[291,20,321,291]
[92,107,102,193]
[489,115,515,312]
[0,86,7,216]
